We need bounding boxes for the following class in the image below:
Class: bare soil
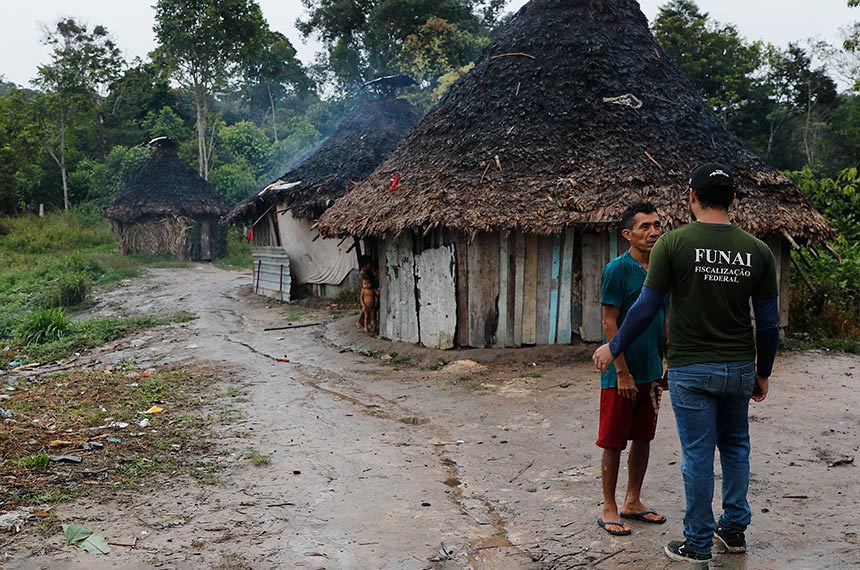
[2,264,858,569]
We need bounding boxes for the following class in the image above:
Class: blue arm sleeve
[753,297,779,378]
[608,285,663,357]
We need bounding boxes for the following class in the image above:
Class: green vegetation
[214,228,252,271]
[246,449,272,466]
[0,210,201,362]
[16,452,51,472]
[784,168,860,351]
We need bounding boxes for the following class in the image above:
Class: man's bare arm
[602,305,637,401]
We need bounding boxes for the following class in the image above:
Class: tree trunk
[59,110,69,210]
[266,81,278,143]
[194,83,208,179]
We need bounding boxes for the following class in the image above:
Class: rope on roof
[602,94,643,110]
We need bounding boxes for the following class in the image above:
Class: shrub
[41,272,92,308]
[15,308,74,345]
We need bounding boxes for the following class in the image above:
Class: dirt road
[5,265,859,569]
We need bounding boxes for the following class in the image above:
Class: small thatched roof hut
[318,0,833,349]
[107,138,229,261]
[224,97,422,299]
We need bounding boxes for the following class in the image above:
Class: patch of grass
[16,452,51,472]
[522,372,543,378]
[246,449,272,467]
[191,468,220,485]
[23,311,196,363]
[118,457,166,484]
[282,305,311,322]
[214,230,252,271]
[28,487,79,505]
[780,335,860,354]
[14,308,74,345]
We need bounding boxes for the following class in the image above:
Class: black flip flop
[620,508,666,524]
[597,517,631,536]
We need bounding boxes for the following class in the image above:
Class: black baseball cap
[689,162,734,193]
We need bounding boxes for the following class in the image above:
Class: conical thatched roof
[106,141,228,224]
[224,97,422,225]
[319,0,832,243]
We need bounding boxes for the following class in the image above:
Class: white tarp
[276,207,357,286]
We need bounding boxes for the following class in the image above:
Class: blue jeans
[669,361,756,554]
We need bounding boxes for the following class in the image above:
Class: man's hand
[658,369,669,390]
[593,343,615,373]
[751,375,769,402]
[617,370,637,401]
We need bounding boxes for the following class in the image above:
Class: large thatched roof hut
[319,0,832,348]
[224,97,421,300]
[107,138,228,261]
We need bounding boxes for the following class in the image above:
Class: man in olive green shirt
[592,163,780,563]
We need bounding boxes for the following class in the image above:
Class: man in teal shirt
[597,202,668,536]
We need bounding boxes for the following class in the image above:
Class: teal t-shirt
[600,252,666,389]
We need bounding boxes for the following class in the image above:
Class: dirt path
[4,265,858,569]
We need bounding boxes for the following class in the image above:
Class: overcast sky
[1,0,854,88]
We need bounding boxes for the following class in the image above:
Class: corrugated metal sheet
[251,246,291,302]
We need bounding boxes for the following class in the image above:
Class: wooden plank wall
[414,245,457,349]
[513,233,525,346]
[467,233,500,347]
[383,233,419,343]
[521,234,539,345]
[557,229,575,344]
[580,231,609,342]
[379,227,616,348]
[378,238,388,338]
[765,235,791,328]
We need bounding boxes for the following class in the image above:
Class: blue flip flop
[620,508,666,524]
[597,517,631,536]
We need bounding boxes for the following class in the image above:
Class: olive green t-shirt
[644,222,778,367]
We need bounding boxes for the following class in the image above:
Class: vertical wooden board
[513,232,525,346]
[609,230,618,260]
[455,233,470,347]
[779,241,790,328]
[535,236,553,345]
[378,238,388,338]
[506,234,516,347]
[522,234,539,345]
[581,231,607,342]
[415,245,457,349]
[467,233,500,347]
[766,235,791,328]
[384,233,419,343]
[571,229,584,337]
[495,235,510,347]
[557,228,575,344]
[548,234,562,344]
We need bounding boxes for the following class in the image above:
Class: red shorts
[596,381,661,451]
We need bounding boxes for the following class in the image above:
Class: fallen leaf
[144,406,164,414]
[63,524,112,555]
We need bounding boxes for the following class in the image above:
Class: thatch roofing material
[224,98,422,225]
[106,146,228,224]
[319,0,832,243]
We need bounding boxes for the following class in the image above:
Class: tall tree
[765,44,838,167]
[240,30,313,142]
[297,0,507,91]
[652,0,765,141]
[34,18,123,210]
[154,0,268,179]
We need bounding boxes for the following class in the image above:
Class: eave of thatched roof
[106,146,229,224]
[223,97,422,225]
[318,0,833,243]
